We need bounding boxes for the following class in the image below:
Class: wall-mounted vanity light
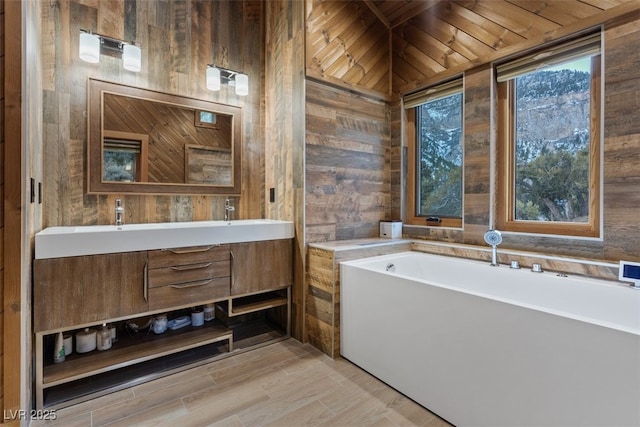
[79,29,142,72]
[206,65,249,96]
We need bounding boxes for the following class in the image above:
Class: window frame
[496,54,601,238]
[406,82,464,228]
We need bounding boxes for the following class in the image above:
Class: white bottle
[53,331,65,363]
[97,323,112,351]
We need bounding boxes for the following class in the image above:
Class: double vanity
[33,219,294,409]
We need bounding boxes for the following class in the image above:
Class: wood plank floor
[32,339,453,427]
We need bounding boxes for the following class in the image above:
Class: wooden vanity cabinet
[33,238,293,410]
[147,245,231,310]
[33,252,148,332]
[230,239,293,296]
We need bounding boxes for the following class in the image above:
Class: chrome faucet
[115,198,124,226]
[224,198,235,222]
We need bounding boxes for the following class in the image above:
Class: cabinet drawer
[148,245,230,269]
[148,276,231,310]
[148,260,230,288]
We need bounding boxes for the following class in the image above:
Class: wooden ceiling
[385,0,634,93]
[365,0,631,29]
[306,0,638,98]
[306,1,391,94]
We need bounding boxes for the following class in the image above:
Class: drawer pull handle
[170,262,212,271]
[168,246,216,254]
[230,251,235,289]
[144,261,149,302]
[169,279,212,289]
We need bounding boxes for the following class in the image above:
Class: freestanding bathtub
[340,251,640,427]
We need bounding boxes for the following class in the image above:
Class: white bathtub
[340,251,640,427]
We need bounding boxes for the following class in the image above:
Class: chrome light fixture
[79,29,142,72]
[206,65,249,96]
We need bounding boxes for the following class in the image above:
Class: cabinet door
[230,239,292,296]
[34,252,148,332]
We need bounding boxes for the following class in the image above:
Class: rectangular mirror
[87,78,242,194]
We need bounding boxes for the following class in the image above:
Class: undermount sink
[35,219,294,259]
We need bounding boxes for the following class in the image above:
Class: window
[102,130,149,183]
[496,33,601,237]
[195,110,218,128]
[406,79,463,227]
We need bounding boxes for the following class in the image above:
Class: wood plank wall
[305,80,391,243]
[398,15,640,264]
[303,0,392,353]
[390,104,403,220]
[264,0,306,341]
[602,15,640,261]
[22,0,45,417]
[304,3,639,357]
[306,240,411,358]
[3,0,25,420]
[41,0,264,228]
[0,0,5,414]
[305,4,640,247]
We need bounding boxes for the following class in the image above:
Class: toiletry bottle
[53,331,65,363]
[97,323,112,351]
[204,303,215,321]
[108,323,118,342]
[76,328,97,353]
[63,334,73,356]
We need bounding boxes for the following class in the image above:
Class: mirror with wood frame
[87,78,242,194]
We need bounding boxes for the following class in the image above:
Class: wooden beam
[388,0,440,29]
[305,72,394,102]
[363,0,391,29]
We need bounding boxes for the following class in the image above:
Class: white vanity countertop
[35,219,294,259]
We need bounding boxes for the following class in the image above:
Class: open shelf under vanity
[39,309,289,409]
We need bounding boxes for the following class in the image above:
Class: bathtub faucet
[483,229,503,267]
[490,245,498,267]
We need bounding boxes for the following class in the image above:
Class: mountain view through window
[416,92,463,219]
[513,57,591,223]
